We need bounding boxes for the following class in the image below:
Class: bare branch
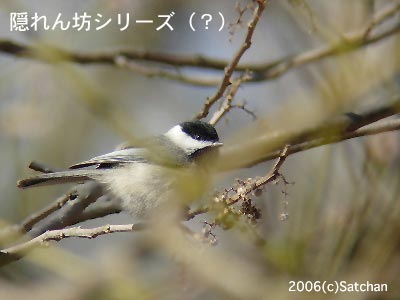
[185,206,210,221]
[28,182,105,238]
[0,39,229,69]
[252,26,400,82]
[9,96,398,238]
[114,56,220,86]
[72,201,122,224]
[363,1,400,39]
[0,190,77,244]
[186,146,289,220]
[1,162,107,244]
[4,95,399,244]
[21,193,75,233]
[0,223,143,266]
[219,95,400,170]
[225,145,289,206]
[0,3,397,87]
[3,118,400,265]
[256,118,400,163]
[189,115,400,222]
[194,0,267,119]
[228,0,255,41]
[208,73,251,126]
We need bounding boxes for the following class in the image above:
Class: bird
[17,121,223,218]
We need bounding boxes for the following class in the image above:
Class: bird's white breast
[99,163,178,219]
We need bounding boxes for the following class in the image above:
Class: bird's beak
[211,142,223,147]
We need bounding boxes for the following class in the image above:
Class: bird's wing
[69,148,149,169]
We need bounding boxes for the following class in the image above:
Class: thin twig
[0,190,76,244]
[228,1,255,41]
[363,1,400,39]
[231,102,257,120]
[20,160,77,232]
[185,206,210,221]
[1,161,107,244]
[1,182,105,244]
[21,193,75,232]
[195,0,267,119]
[0,223,144,266]
[209,76,247,126]
[225,145,289,206]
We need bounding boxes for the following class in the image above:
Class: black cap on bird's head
[180,121,220,143]
[165,121,223,156]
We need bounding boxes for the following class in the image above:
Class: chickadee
[18,121,223,218]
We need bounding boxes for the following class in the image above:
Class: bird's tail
[17,170,104,189]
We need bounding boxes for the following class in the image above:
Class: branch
[72,201,122,224]
[21,192,75,233]
[194,0,267,119]
[0,181,107,248]
[4,117,400,265]
[0,192,73,244]
[186,146,289,220]
[12,96,397,235]
[250,0,400,81]
[114,56,220,86]
[185,206,210,221]
[0,223,143,266]
[218,95,400,170]
[231,102,257,120]
[5,95,399,241]
[0,39,231,70]
[226,145,289,206]
[27,181,106,238]
[0,3,397,86]
[188,117,400,221]
[0,163,75,243]
[208,73,252,125]
[363,1,400,39]
[256,118,400,163]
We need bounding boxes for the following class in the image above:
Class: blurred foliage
[0,0,399,299]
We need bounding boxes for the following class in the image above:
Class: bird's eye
[195,134,201,140]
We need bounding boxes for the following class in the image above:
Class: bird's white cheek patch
[165,125,212,152]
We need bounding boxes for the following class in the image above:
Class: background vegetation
[0,0,399,299]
